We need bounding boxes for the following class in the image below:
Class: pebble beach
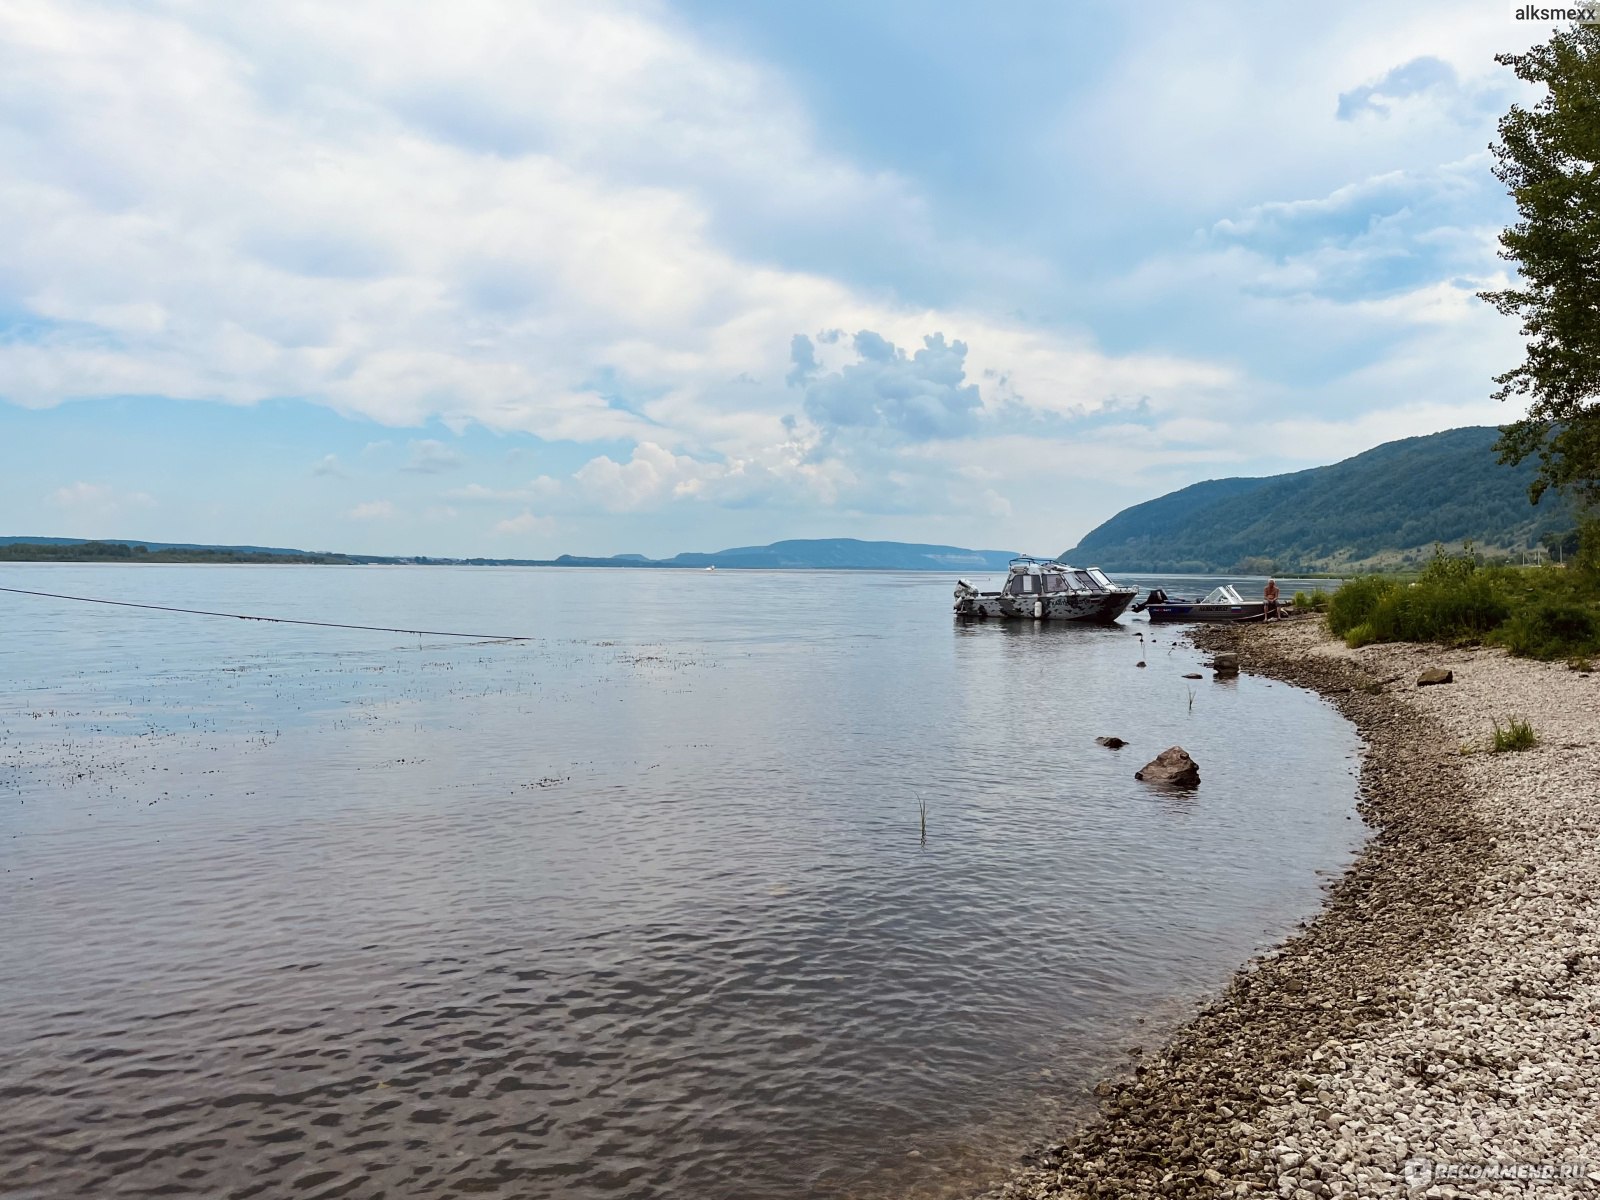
[980,618,1600,1199]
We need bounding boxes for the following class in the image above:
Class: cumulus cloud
[792,330,984,441]
[0,1,1232,467]
[1203,156,1503,302]
[573,442,719,512]
[446,478,561,504]
[1337,56,1457,120]
[493,511,556,536]
[48,481,156,514]
[401,439,464,474]
[348,500,396,520]
[0,0,1546,557]
[311,454,346,477]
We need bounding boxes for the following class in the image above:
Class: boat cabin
[1003,558,1120,597]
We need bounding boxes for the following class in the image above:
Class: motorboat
[953,557,1138,623]
[1134,583,1273,623]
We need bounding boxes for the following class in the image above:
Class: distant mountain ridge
[1060,426,1576,573]
[1,536,1019,571]
[548,538,1018,570]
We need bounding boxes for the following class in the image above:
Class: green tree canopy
[1480,23,1600,507]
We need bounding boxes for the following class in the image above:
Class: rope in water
[0,585,531,641]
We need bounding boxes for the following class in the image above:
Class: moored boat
[1133,584,1275,623]
[953,557,1138,623]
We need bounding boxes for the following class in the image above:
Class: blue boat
[1133,584,1270,624]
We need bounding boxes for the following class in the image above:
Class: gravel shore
[978,618,1600,1199]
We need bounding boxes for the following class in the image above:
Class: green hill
[1061,427,1577,573]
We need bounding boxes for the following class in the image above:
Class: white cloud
[348,500,395,520]
[493,511,556,536]
[446,477,561,503]
[48,481,156,513]
[0,1,1234,463]
[401,438,464,474]
[311,453,345,477]
[573,442,717,512]
[0,0,1553,556]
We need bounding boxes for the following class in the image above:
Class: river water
[0,565,1360,1200]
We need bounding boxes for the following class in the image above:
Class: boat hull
[1145,601,1267,624]
[955,589,1136,623]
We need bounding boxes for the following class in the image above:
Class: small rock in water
[1416,667,1454,686]
[1096,736,1128,749]
[1182,672,1203,680]
[1136,746,1200,787]
[1211,651,1240,677]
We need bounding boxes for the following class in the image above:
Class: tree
[1479,23,1600,507]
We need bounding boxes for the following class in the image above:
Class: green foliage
[1480,25,1600,507]
[1327,575,1398,635]
[1330,555,1600,662]
[1419,541,1478,585]
[1062,427,1575,572]
[1493,597,1600,660]
[1358,576,1510,645]
[1490,716,1539,753]
[1577,515,1600,581]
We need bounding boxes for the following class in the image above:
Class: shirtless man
[1263,577,1281,621]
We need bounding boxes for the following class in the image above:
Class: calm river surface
[0,565,1360,1200]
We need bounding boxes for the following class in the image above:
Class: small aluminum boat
[1134,584,1271,624]
[953,557,1138,623]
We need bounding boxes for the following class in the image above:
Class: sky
[0,1,1564,558]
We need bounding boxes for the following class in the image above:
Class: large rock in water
[1211,651,1240,677]
[1136,746,1200,787]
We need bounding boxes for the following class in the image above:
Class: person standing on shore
[1264,578,1280,621]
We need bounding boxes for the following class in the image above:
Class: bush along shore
[977,618,1600,1199]
[1326,534,1600,666]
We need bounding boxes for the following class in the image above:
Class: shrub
[1344,622,1377,648]
[1327,576,1398,636]
[1419,541,1478,586]
[1577,516,1600,582]
[1359,576,1510,645]
[1493,598,1600,660]
[1490,716,1538,753]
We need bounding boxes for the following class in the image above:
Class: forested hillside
[1062,427,1577,573]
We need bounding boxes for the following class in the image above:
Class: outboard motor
[1131,587,1167,614]
[953,579,978,615]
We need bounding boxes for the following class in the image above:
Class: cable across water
[0,585,532,641]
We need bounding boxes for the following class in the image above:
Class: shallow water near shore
[1,564,1361,1199]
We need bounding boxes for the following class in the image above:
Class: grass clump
[1292,589,1331,613]
[1490,716,1539,753]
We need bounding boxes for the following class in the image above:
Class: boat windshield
[1200,585,1245,604]
[1072,570,1104,593]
